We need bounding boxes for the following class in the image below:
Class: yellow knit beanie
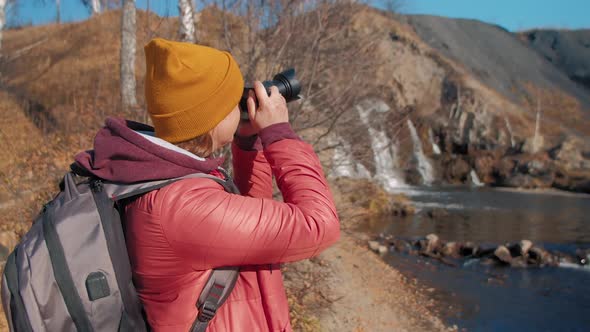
[144,38,244,143]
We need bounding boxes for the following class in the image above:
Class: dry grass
[329,177,415,231]
[521,82,590,138]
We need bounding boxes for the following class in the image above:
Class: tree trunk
[91,0,101,15]
[533,92,542,153]
[120,0,137,110]
[178,0,196,43]
[56,0,61,23]
[0,0,6,54]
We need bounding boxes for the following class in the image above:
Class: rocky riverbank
[284,233,455,331]
[368,233,590,269]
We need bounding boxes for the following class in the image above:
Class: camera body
[239,68,302,120]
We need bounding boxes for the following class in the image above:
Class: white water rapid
[407,119,434,185]
[356,100,405,192]
[331,137,371,179]
[470,169,484,187]
[428,128,441,155]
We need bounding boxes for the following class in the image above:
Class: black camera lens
[239,68,301,120]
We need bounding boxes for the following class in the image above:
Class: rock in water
[368,241,380,253]
[389,238,411,253]
[576,249,590,265]
[441,242,461,258]
[519,240,533,256]
[494,245,513,265]
[529,247,556,266]
[425,233,440,254]
[378,245,388,255]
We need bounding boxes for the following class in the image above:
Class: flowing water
[360,186,590,331]
[407,119,435,185]
[356,101,406,190]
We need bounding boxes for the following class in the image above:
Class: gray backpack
[1,170,240,332]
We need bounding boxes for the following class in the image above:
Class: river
[360,186,590,331]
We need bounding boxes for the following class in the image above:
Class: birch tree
[178,0,196,43]
[533,91,542,153]
[82,0,101,15]
[0,0,6,54]
[91,0,100,14]
[120,0,137,109]
[55,0,60,22]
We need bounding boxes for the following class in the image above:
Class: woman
[76,38,340,331]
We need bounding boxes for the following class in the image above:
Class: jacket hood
[73,117,224,183]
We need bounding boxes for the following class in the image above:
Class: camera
[239,68,302,120]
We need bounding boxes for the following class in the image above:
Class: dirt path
[285,232,453,332]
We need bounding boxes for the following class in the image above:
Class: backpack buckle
[90,179,103,193]
[197,301,217,322]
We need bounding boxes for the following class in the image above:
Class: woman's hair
[175,131,214,158]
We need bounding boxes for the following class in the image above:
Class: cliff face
[519,29,590,92]
[318,8,590,193]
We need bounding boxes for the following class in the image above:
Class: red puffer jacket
[117,123,340,331]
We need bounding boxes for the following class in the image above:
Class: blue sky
[7,0,590,32]
[394,0,590,31]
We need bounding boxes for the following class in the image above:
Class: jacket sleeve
[231,122,301,199]
[231,139,273,199]
[157,138,341,270]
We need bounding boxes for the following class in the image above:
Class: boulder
[518,240,533,256]
[389,238,412,253]
[441,242,461,258]
[424,233,441,254]
[507,240,533,257]
[575,249,590,265]
[528,246,557,266]
[494,245,513,265]
[368,241,380,253]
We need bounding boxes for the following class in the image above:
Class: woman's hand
[246,81,289,132]
[236,90,259,137]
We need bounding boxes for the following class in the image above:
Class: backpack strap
[4,250,34,332]
[102,169,240,332]
[189,268,240,332]
[103,171,239,202]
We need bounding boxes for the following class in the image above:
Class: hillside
[405,15,590,111]
[519,29,590,91]
[318,8,590,193]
